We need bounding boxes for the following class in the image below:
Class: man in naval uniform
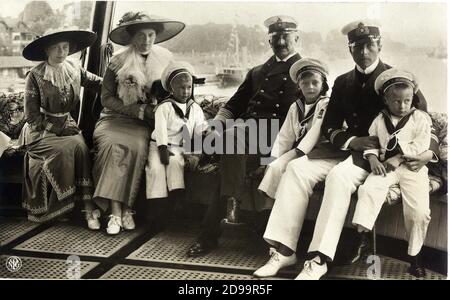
[186,15,302,257]
[253,20,439,280]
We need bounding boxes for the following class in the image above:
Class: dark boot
[408,253,427,278]
[346,231,373,264]
[222,197,245,225]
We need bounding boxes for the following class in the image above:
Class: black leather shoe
[345,232,373,264]
[408,264,427,278]
[408,254,427,278]
[186,239,218,257]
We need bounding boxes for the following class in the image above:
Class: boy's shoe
[295,256,328,280]
[122,209,136,230]
[253,250,297,278]
[84,209,101,230]
[107,215,122,235]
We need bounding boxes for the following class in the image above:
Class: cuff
[341,136,357,150]
[363,149,379,159]
[45,122,53,131]
[214,107,234,124]
[296,143,308,155]
[429,137,440,162]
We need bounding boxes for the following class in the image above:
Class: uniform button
[256,101,261,105]
[272,113,277,117]
[283,77,287,81]
[275,104,280,108]
[279,91,284,94]
[354,124,358,128]
[260,89,265,93]
[353,113,357,117]
[252,112,257,116]
[265,78,269,81]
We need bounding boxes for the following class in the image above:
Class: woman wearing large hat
[92,12,185,235]
[19,28,102,226]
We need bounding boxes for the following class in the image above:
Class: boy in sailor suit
[352,68,433,277]
[258,58,330,199]
[146,61,207,200]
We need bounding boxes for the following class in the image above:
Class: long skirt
[22,134,93,222]
[92,116,150,212]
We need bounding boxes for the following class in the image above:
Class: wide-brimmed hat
[374,68,419,95]
[289,57,329,83]
[109,12,185,45]
[22,28,97,61]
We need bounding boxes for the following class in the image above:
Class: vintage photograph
[0,0,447,282]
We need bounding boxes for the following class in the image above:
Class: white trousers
[353,165,430,256]
[263,155,341,252]
[258,149,298,199]
[145,142,185,199]
[307,156,369,260]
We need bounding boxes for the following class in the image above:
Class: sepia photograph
[0,0,447,284]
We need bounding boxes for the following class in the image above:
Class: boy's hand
[158,145,174,165]
[367,154,386,176]
[383,154,404,173]
[403,150,433,172]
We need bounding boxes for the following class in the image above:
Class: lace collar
[43,59,77,91]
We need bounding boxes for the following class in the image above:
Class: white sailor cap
[289,57,329,83]
[161,61,196,92]
[374,68,419,95]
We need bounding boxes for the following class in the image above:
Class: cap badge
[355,22,369,36]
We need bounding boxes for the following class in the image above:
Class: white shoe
[122,209,136,230]
[295,256,328,280]
[84,209,101,230]
[107,215,122,235]
[253,250,297,278]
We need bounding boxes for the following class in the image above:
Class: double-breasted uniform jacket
[308,60,439,169]
[215,53,302,129]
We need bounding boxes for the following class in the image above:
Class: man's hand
[248,165,267,179]
[144,104,155,121]
[348,136,380,151]
[367,154,386,176]
[58,126,80,136]
[403,150,433,172]
[383,154,404,173]
[158,145,174,165]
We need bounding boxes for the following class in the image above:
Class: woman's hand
[403,150,433,172]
